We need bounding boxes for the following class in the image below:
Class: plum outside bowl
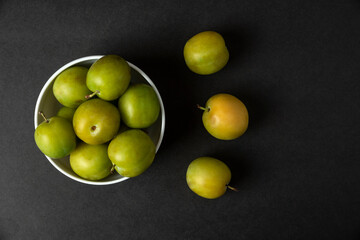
[34,56,165,185]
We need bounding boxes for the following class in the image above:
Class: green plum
[86,55,131,101]
[108,129,155,177]
[118,84,160,128]
[73,99,120,145]
[186,157,234,199]
[53,66,92,108]
[56,106,76,122]
[34,112,76,159]
[184,31,229,75]
[70,142,113,181]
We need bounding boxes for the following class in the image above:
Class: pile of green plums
[34,55,161,181]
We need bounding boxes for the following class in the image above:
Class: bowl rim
[34,55,166,185]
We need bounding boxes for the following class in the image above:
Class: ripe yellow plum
[199,93,248,140]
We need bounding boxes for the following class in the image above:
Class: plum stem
[110,163,116,174]
[39,111,49,123]
[197,104,209,112]
[227,185,238,192]
[85,90,100,99]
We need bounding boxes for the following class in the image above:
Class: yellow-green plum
[53,66,91,108]
[34,113,76,159]
[186,157,232,199]
[198,93,248,140]
[118,84,160,128]
[70,142,113,181]
[73,99,120,145]
[184,31,229,75]
[86,55,131,101]
[56,106,76,122]
[108,129,155,177]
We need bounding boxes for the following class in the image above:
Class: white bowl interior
[34,56,165,185]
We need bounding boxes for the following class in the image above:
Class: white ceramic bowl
[34,56,165,185]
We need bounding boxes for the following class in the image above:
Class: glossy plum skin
[108,129,155,177]
[70,142,113,181]
[73,99,120,145]
[56,106,76,122]
[186,157,231,199]
[184,31,229,75]
[86,55,131,101]
[53,66,91,108]
[118,84,160,129]
[34,116,77,159]
[202,93,248,140]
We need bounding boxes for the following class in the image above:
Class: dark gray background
[1,0,359,239]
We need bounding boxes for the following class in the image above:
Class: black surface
[1,0,360,239]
